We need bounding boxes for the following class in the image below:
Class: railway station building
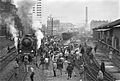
[93,19,120,51]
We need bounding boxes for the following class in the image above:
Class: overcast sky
[14,0,119,24]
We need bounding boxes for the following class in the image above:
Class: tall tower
[85,6,88,28]
[32,0,42,24]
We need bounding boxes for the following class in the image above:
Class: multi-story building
[32,0,42,24]
[47,19,60,36]
[60,23,74,33]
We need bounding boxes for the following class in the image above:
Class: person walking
[53,62,57,77]
[89,53,94,64]
[66,63,74,80]
[39,56,45,70]
[100,60,105,76]
[57,57,63,75]
[94,45,97,53]
[30,67,35,81]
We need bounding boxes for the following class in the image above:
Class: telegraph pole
[51,17,53,36]
[85,6,88,28]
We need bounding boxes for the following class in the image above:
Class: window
[37,14,41,16]
[37,7,41,9]
[37,12,41,13]
[37,4,41,6]
[37,7,41,11]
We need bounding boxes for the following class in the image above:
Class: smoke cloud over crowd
[17,0,36,34]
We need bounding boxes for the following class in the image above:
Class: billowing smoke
[32,21,44,49]
[5,16,18,49]
[17,0,36,34]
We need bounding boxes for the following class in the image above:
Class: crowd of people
[14,36,106,81]
[36,36,85,80]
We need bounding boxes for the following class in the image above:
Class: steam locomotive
[17,34,37,57]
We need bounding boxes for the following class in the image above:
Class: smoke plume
[17,0,36,34]
[32,21,44,49]
[5,16,18,49]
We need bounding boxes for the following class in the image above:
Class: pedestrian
[45,57,49,70]
[89,53,94,64]
[100,60,105,76]
[97,70,104,81]
[39,56,45,70]
[109,49,113,60]
[7,45,10,53]
[57,57,63,75]
[14,60,19,78]
[30,67,35,81]
[81,47,84,54]
[66,63,74,80]
[24,55,29,72]
[79,64,84,78]
[94,45,97,53]
[53,62,57,77]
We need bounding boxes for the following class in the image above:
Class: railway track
[0,47,17,72]
[7,64,28,81]
[74,47,114,81]
[86,41,116,81]
[83,52,115,81]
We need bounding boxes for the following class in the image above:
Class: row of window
[33,11,41,13]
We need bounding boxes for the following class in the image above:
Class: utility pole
[85,6,88,28]
[51,17,53,36]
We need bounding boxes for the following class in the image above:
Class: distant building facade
[32,0,42,24]
[60,23,74,33]
[47,19,60,36]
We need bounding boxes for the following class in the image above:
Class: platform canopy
[96,28,110,31]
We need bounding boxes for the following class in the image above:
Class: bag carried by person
[45,58,49,63]
[97,70,103,80]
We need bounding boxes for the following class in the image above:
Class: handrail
[98,40,120,53]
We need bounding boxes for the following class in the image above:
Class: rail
[98,40,120,53]
[0,47,17,72]
[7,63,28,81]
[83,53,98,81]
[0,46,16,62]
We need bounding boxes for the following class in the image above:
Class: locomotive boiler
[18,34,37,56]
